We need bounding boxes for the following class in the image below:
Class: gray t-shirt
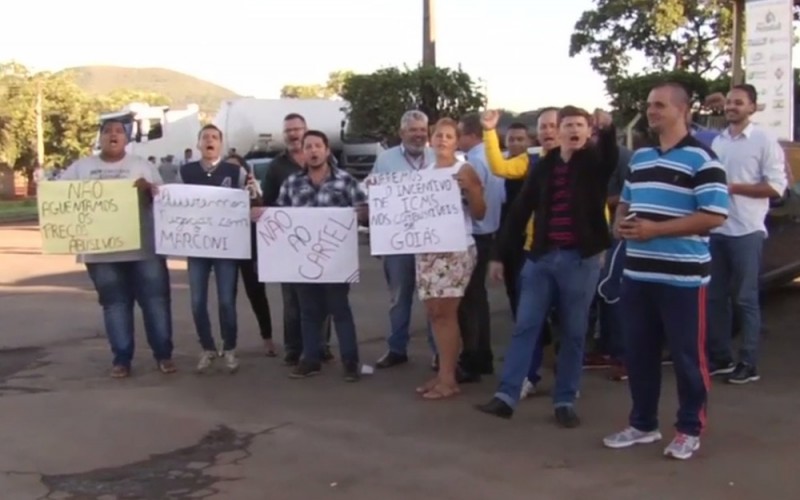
[57,154,163,264]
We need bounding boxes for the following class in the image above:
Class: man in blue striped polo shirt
[602,82,729,460]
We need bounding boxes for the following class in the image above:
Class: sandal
[110,365,130,378]
[415,377,439,394]
[158,360,177,374]
[422,383,460,400]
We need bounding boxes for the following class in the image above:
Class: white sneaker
[520,378,537,399]
[196,351,217,373]
[223,350,239,373]
[603,427,663,449]
[663,433,700,460]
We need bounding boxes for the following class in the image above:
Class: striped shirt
[546,162,577,247]
[621,135,729,287]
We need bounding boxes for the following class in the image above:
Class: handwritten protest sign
[256,207,359,283]
[38,180,141,254]
[154,184,251,259]
[368,169,468,255]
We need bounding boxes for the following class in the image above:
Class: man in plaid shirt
[276,130,368,381]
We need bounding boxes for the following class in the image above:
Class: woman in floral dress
[416,118,486,400]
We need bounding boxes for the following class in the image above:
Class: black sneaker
[554,406,581,428]
[343,362,360,382]
[289,361,321,379]
[283,352,300,366]
[376,351,408,369]
[321,346,335,363]
[475,397,514,419]
[709,359,735,376]
[727,363,760,385]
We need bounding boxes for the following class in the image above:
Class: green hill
[61,65,240,114]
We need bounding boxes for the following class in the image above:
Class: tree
[324,70,355,97]
[280,70,356,99]
[280,84,329,99]
[0,61,171,171]
[98,89,170,112]
[340,65,485,142]
[569,0,733,84]
[608,70,731,126]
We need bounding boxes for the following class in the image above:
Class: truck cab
[339,110,386,180]
[93,103,201,161]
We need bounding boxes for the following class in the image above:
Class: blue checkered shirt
[276,167,367,208]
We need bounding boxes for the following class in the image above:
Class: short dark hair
[284,113,306,124]
[198,123,223,140]
[100,118,127,134]
[651,81,691,108]
[537,107,560,118]
[732,83,758,104]
[557,105,591,125]
[302,130,329,147]
[507,122,528,131]
[458,112,482,137]
[184,148,192,154]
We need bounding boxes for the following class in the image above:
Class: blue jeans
[707,232,764,366]
[295,284,359,365]
[495,249,601,408]
[86,258,173,367]
[382,255,436,356]
[187,257,239,352]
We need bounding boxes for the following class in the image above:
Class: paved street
[1,222,799,500]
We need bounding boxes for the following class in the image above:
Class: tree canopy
[280,70,355,99]
[339,65,485,142]
[570,0,733,82]
[0,62,171,170]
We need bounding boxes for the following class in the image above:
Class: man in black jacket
[477,106,618,428]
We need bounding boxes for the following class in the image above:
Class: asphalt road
[1,222,799,500]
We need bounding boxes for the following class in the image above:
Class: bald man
[603,82,729,460]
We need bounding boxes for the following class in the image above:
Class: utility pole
[35,79,44,168]
[422,0,436,67]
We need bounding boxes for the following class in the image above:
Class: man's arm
[595,125,620,181]
[275,178,291,207]
[482,129,529,179]
[730,135,787,198]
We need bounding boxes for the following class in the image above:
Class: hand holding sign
[250,207,266,222]
[133,177,153,194]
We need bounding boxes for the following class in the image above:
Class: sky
[1,0,609,113]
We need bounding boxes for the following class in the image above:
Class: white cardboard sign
[256,207,359,283]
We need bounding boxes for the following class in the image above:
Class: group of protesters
[51,79,785,461]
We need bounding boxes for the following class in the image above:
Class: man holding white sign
[252,130,368,382]
[56,119,175,379]
[369,110,437,370]
[176,124,252,374]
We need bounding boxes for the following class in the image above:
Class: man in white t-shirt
[57,119,175,378]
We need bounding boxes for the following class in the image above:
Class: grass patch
[0,199,38,221]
